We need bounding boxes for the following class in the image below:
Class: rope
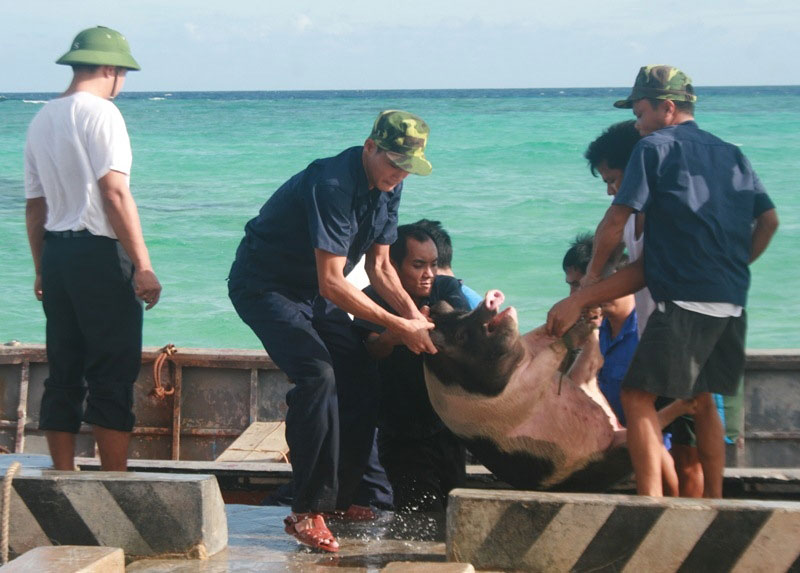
[150,343,177,399]
[1,461,20,565]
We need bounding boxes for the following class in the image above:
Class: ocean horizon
[4,84,799,94]
[2,86,797,350]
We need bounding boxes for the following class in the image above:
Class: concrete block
[382,563,474,573]
[0,546,123,573]
[447,488,800,572]
[5,467,227,560]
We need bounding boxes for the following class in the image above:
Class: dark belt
[44,229,95,239]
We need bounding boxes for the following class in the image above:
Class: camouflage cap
[614,65,696,109]
[369,110,432,176]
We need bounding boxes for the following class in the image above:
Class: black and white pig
[424,289,687,492]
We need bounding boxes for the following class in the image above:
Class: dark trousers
[39,234,142,433]
[352,431,394,510]
[229,280,379,513]
[378,428,466,512]
[263,431,395,510]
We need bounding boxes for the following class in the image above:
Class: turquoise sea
[1,87,798,349]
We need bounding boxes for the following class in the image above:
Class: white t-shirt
[623,214,656,337]
[24,92,132,239]
[663,300,742,318]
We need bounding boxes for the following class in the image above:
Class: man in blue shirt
[228,110,436,552]
[597,262,638,427]
[561,234,634,424]
[585,119,707,497]
[547,66,778,498]
[354,224,470,512]
[561,233,681,495]
[413,218,483,309]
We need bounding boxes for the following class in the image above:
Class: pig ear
[430,301,455,317]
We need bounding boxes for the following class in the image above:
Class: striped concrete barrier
[447,489,800,572]
[3,464,227,560]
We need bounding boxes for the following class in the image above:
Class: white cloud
[2,0,799,90]
[627,41,646,54]
[184,22,200,38]
[294,14,313,33]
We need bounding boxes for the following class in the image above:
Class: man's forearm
[577,258,645,308]
[25,198,47,273]
[317,265,407,333]
[102,191,152,270]
[316,249,406,328]
[318,248,435,354]
[99,171,161,308]
[586,205,631,280]
[366,257,421,320]
[99,172,153,271]
[750,208,778,264]
[547,257,644,337]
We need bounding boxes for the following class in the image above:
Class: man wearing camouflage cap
[228,110,435,551]
[546,65,779,498]
[25,27,161,472]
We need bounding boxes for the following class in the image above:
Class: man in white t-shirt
[24,26,161,471]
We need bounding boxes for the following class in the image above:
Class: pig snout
[484,290,505,311]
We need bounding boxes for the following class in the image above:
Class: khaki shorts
[623,302,746,399]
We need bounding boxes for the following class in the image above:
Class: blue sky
[2,0,798,91]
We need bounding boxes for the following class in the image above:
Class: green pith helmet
[56,26,141,71]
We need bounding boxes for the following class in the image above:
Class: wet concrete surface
[126,505,449,572]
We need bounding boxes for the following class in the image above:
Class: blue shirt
[598,309,639,426]
[459,282,482,309]
[231,146,401,293]
[613,121,775,306]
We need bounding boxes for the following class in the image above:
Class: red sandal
[283,512,339,553]
[324,504,377,522]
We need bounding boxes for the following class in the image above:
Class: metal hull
[2,344,799,468]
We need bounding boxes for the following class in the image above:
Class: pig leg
[565,330,603,389]
[521,319,598,392]
[565,331,625,434]
[657,398,696,427]
[610,398,697,448]
[520,325,558,355]
[522,316,595,360]
[560,319,595,354]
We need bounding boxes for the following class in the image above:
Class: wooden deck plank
[227,422,280,452]
[215,422,289,463]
